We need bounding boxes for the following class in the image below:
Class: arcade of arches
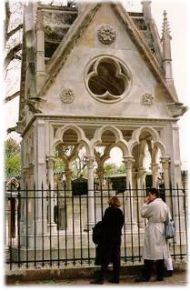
[21,121,181,237]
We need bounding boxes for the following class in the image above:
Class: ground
[7,271,188,286]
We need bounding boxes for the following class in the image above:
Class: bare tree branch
[6,23,23,41]
[4,43,22,68]
[5,1,11,42]
[14,54,22,61]
[4,90,20,103]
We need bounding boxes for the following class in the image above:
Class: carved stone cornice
[20,114,176,139]
[38,115,175,124]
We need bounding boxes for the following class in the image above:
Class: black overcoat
[95,206,124,265]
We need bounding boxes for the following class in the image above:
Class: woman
[91,196,124,284]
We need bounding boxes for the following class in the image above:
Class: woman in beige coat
[136,188,170,282]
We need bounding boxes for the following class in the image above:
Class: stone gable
[41,4,173,119]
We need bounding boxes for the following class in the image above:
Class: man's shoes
[165,270,173,277]
[156,277,164,281]
[90,280,104,284]
[135,276,150,282]
[108,279,120,284]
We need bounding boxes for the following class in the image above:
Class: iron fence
[5,184,188,270]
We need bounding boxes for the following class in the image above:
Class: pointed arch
[55,124,86,142]
[129,126,166,157]
[154,141,166,156]
[52,124,91,155]
[93,125,123,144]
[91,125,130,156]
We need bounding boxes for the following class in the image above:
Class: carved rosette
[60,88,74,104]
[141,93,154,105]
[97,25,116,45]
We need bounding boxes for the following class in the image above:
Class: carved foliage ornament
[142,93,154,105]
[97,25,116,45]
[60,88,74,104]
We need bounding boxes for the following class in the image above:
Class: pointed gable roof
[38,2,178,103]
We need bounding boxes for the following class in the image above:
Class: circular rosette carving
[60,88,74,103]
[86,56,131,103]
[97,25,116,45]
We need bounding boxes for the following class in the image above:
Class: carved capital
[96,168,105,179]
[160,156,170,170]
[138,167,147,177]
[46,156,56,168]
[151,163,159,172]
[64,170,73,179]
[123,156,135,169]
[85,157,95,170]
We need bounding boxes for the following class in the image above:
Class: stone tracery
[86,56,131,103]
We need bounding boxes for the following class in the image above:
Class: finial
[141,0,152,21]
[162,10,172,40]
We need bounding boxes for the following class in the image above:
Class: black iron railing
[5,184,188,270]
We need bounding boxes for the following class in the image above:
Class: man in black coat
[91,196,124,284]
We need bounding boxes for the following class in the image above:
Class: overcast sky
[2,0,190,170]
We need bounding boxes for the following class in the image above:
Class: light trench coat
[141,198,170,260]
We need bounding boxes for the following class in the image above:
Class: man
[136,188,170,282]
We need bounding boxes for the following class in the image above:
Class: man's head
[147,188,159,202]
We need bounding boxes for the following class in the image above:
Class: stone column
[138,167,147,189]
[151,163,160,187]
[96,165,105,190]
[123,157,134,186]
[123,157,137,231]
[137,167,147,228]
[160,157,170,203]
[21,120,48,248]
[86,157,95,229]
[65,170,72,197]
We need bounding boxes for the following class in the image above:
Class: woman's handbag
[92,221,103,244]
[164,215,175,239]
